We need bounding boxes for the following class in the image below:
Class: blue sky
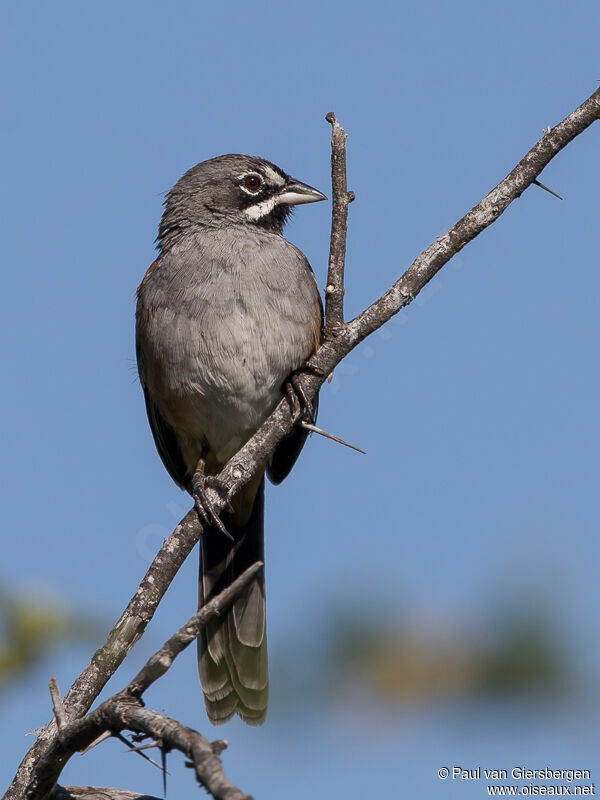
[2,1,600,797]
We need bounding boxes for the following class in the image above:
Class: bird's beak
[277,179,327,206]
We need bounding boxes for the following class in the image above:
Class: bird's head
[158,154,326,248]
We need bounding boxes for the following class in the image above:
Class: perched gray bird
[136,155,325,725]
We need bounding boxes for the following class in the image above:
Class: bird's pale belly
[145,301,312,469]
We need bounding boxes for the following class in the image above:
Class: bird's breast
[137,231,320,464]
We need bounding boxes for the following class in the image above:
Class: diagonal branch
[345,85,600,347]
[26,565,262,800]
[37,706,249,800]
[4,509,204,800]
[6,85,599,800]
[126,561,263,697]
[218,85,600,493]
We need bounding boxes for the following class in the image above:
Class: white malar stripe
[243,195,279,220]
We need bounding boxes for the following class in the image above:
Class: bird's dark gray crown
[158,154,295,250]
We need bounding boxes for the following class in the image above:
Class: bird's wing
[267,395,319,485]
[139,376,189,490]
[267,265,323,486]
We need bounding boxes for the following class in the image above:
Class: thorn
[125,741,161,752]
[118,732,170,773]
[49,677,67,731]
[80,730,112,753]
[532,178,563,200]
[300,421,365,454]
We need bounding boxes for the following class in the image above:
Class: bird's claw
[285,371,315,425]
[191,473,233,541]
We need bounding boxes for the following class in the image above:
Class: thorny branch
[50,789,161,800]
[26,565,261,800]
[5,84,600,800]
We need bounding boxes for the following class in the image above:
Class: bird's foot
[285,370,316,425]
[191,471,233,541]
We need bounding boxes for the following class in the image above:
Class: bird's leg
[284,369,317,424]
[192,459,233,541]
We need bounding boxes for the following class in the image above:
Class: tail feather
[198,478,268,725]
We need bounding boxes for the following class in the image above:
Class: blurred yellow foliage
[0,586,103,689]
[326,603,566,706]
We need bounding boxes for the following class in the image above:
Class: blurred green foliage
[0,578,569,715]
[325,602,567,706]
[0,585,104,690]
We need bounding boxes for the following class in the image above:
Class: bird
[135,154,325,725]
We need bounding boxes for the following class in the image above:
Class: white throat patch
[243,195,280,221]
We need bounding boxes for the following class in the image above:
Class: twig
[25,566,261,800]
[32,705,250,800]
[324,111,353,332]
[345,86,600,348]
[6,509,204,799]
[48,679,67,732]
[127,561,263,696]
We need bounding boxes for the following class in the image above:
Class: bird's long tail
[198,477,268,725]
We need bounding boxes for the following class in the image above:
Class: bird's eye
[243,174,262,192]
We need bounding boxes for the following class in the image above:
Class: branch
[36,705,249,800]
[345,87,600,347]
[39,707,249,800]
[5,510,202,799]
[218,86,600,496]
[126,562,263,697]
[51,789,161,800]
[6,85,599,799]
[26,566,262,800]
[324,111,354,331]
